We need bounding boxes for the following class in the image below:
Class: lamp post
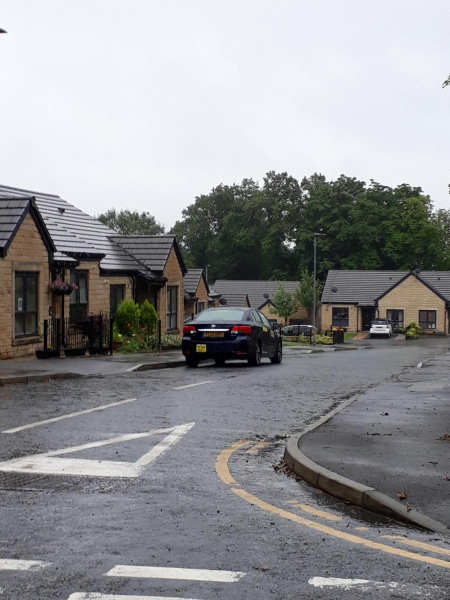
[312,232,325,345]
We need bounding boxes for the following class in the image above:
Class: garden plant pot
[113,341,123,351]
[64,348,86,357]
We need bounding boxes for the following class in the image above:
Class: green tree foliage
[139,300,158,334]
[269,283,299,325]
[115,299,140,335]
[172,172,448,281]
[98,209,165,235]
[296,269,324,320]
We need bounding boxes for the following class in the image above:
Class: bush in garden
[406,322,421,339]
[139,300,158,335]
[316,334,333,345]
[115,299,140,336]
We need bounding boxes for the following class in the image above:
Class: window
[419,310,436,330]
[386,310,404,329]
[15,272,38,338]
[332,307,349,328]
[197,301,205,314]
[69,271,88,320]
[195,308,246,322]
[110,285,125,317]
[252,310,263,324]
[259,312,272,328]
[167,286,178,330]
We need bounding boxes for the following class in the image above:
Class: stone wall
[157,246,184,335]
[321,304,359,332]
[0,214,52,359]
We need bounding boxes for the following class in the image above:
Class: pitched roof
[212,280,300,308]
[322,270,450,305]
[184,269,209,296]
[0,196,55,257]
[111,235,187,275]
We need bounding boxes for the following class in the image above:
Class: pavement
[1,337,450,599]
[296,351,450,531]
[0,349,188,385]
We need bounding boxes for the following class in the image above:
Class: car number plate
[204,332,224,338]
[196,344,207,353]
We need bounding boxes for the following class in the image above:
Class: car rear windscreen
[372,319,388,324]
[195,309,246,322]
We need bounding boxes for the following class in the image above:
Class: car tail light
[231,325,252,335]
[183,325,195,334]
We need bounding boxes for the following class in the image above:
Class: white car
[369,318,392,338]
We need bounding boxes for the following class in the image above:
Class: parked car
[369,318,392,338]
[182,307,282,368]
[281,324,316,337]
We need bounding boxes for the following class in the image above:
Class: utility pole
[312,233,325,345]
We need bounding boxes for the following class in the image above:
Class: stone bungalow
[211,280,307,325]
[0,184,187,360]
[321,269,450,333]
[184,269,209,321]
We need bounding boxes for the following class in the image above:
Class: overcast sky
[1,1,449,229]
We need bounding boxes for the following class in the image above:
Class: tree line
[98,171,450,282]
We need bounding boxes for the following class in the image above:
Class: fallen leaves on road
[396,491,407,500]
[438,434,449,441]
[380,412,389,416]
[406,502,411,513]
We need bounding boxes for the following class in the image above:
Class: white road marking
[2,398,137,434]
[308,577,439,596]
[125,364,144,372]
[417,362,423,369]
[105,565,246,583]
[68,595,202,600]
[172,381,214,390]
[0,559,51,571]
[0,423,195,478]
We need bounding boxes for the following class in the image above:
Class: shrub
[316,334,333,345]
[139,300,158,334]
[115,299,140,335]
[406,322,421,339]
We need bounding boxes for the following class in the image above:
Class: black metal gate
[43,314,113,357]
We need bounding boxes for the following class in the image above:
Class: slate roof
[322,270,450,305]
[213,280,300,308]
[111,235,187,275]
[184,269,208,296]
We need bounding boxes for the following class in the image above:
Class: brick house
[211,280,308,325]
[0,184,187,359]
[321,269,450,333]
[184,269,209,322]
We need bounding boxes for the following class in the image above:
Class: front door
[361,307,376,331]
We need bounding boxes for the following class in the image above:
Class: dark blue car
[182,307,282,368]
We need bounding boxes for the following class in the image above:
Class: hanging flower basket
[49,281,78,296]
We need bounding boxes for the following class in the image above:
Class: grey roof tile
[213,280,300,308]
[185,269,207,295]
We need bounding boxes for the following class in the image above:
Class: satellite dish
[331,287,338,293]
[219,297,228,306]
[263,293,270,299]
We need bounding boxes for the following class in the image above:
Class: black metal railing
[43,314,113,358]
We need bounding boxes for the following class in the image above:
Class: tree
[296,269,324,321]
[98,209,165,235]
[269,282,299,325]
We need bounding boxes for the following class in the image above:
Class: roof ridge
[0,184,60,198]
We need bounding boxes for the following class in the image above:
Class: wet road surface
[0,339,449,599]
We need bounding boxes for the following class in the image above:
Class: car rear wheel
[186,356,199,368]
[214,357,226,366]
[270,342,282,364]
[248,340,262,366]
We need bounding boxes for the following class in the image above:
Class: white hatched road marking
[105,565,246,583]
[0,558,51,571]
[0,423,195,478]
[125,364,144,372]
[2,398,137,434]
[68,595,202,600]
[308,577,440,596]
[172,381,214,391]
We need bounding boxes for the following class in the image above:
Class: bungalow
[0,184,187,359]
[321,269,450,334]
[212,280,307,325]
[184,269,209,321]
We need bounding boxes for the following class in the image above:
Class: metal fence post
[89,315,95,354]
[109,317,114,355]
[158,319,162,351]
[43,320,48,355]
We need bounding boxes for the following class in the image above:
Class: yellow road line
[215,442,450,570]
[246,442,270,455]
[383,536,450,557]
[297,504,342,522]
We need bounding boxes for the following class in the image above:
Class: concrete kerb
[284,393,450,534]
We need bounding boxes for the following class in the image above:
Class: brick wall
[0,214,52,359]
[321,304,358,332]
[378,275,447,333]
[157,246,184,336]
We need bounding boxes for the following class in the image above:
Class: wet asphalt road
[0,339,449,599]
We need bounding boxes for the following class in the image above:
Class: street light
[312,232,325,345]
